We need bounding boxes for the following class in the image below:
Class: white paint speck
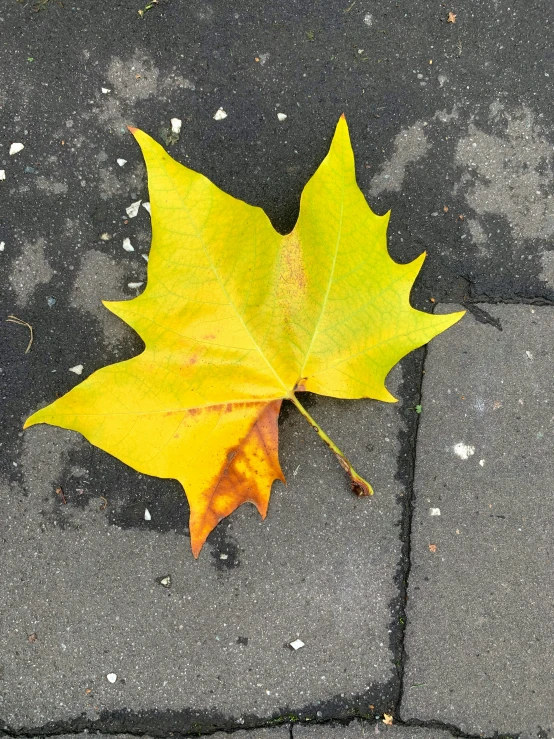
[142,202,151,214]
[100,232,111,241]
[479,459,485,467]
[363,13,373,26]
[106,673,117,683]
[453,442,475,460]
[293,464,300,476]
[525,350,533,359]
[126,200,142,218]
[213,107,228,121]
[101,87,111,94]
[69,364,84,375]
[122,237,134,252]
[0,242,4,251]
[171,117,182,134]
[10,143,24,156]
[0,170,5,180]
[430,508,441,516]
[144,508,151,521]
[277,112,288,121]
[128,282,144,289]
[116,158,127,167]
[219,553,228,560]
[290,639,305,650]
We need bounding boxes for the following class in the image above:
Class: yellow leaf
[24,116,464,557]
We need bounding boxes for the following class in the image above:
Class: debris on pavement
[289,639,305,650]
[213,107,228,121]
[125,200,142,218]
[10,143,24,155]
[122,237,134,252]
[69,365,84,375]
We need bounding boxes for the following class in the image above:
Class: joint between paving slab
[0,714,521,739]
[392,346,428,714]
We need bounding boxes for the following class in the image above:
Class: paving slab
[294,721,453,739]
[401,305,554,738]
[1,358,406,734]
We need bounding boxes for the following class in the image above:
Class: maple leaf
[24,116,464,557]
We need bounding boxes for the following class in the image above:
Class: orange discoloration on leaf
[24,117,464,557]
[189,400,284,557]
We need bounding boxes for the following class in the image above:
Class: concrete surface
[402,306,554,738]
[0,378,406,731]
[1,0,554,736]
[295,723,454,739]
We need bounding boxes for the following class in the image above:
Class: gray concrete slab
[1,367,405,732]
[401,305,554,737]
[294,721,453,738]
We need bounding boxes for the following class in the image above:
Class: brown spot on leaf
[189,400,285,557]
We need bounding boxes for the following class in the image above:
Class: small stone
[106,673,117,683]
[122,238,134,252]
[0,242,5,251]
[171,118,182,134]
[100,232,112,241]
[46,296,56,307]
[277,113,287,121]
[142,202,151,214]
[213,107,228,121]
[0,170,5,180]
[10,143,24,156]
[128,282,144,289]
[69,365,84,375]
[144,508,151,521]
[219,553,228,560]
[126,200,142,218]
[289,639,305,650]
[159,575,171,588]
[101,87,111,94]
[117,158,127,167]
[429,507,441,516]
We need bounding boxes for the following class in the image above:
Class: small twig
[6,315,34,353]
[99,496,108,511]
[56,486,67,504]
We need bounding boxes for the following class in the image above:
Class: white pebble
[141,253,149,262]
[117,158,127,167]
[101,87,111,94]
[277,113,288,121]
[0,242,4,251]
[290,639,305,650]
[453,442,475,460]
[160,576,171,588]
[171,117,182,134]
[128,282,144,289]
[100,232,112,241]
[363,12,373,26]
[106,673,117,683]
[69,365,84,375]
[122,238,134,252]
[10,143,24,156]
[219,553,228,560]
[479,459,485,467]
[0,170,5,180]
[429,508,441,516]
[213,107,228,121]
[126,200,142,218]
[142,202,151,214]
[144,508,151,521]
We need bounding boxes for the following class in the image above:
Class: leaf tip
[339,112,346,121]
[127,125,139,135]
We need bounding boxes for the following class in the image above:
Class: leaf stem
[289,394,373,496]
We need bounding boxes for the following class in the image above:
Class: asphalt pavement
[1,1,553,737]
